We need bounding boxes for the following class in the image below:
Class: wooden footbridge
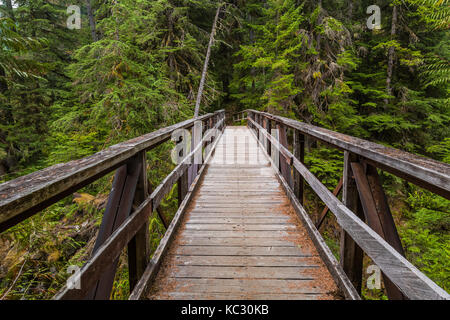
[0,110,449,300]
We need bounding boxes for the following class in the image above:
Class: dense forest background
[0,0,448,299]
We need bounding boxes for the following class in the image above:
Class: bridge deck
[147,127,340,300]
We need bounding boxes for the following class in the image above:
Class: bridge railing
[245,109,449,300]
[0,110,225,300]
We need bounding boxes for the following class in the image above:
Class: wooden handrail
[246,109,450,199]
[0,111,224,232]
[247,113,450,300]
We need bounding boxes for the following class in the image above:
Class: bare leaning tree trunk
[315,0,323,52]
[385,5,398,106]
[86,0,98,42]
[194,3,223,117]
[348,0,354,19]
[5,0,15,21]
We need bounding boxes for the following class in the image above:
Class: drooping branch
[194,3,224,117]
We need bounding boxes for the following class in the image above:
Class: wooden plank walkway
[147,127,341,300]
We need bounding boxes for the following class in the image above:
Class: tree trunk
[385,5,398,106]
[86,0,98,42]
[194,3,223,117]
[348,0,353,19]
[4,0,15,21]
[315,0,323,52]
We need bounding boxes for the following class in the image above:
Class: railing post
[128,151,150,292]
[188,119,202,187]
[277,122,293,188]
[352,162,407,300]
[255,113,260,139]
[266,118,272,156]
[178,131,190,206]
[87,155,142,299]
[178,170,189,207]
[293,130,305,204]
[340,151,364,294]
[247,111,253,131]
[261,116,268,151]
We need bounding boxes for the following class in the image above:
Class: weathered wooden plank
[179,237,297,247]
[187,217,291,224]
[175,246,311,256]
[202,177,279,182]
[172,255,318,267]
[189,208,287,214]
[188,211,288,217]
[194,196,283,201]
[169,265,318,279]
[196,188,277,192]
[158,278,324,294]
[151,292,323,300]
[193,202,284,207]
[198,188,281,192]
[184,223,297,231]
[200,181,280,186]
[180,230,294,238]
[206,166,273,172]
[195,195,284,201]
[247,110,450,199]
[192,204,286,209]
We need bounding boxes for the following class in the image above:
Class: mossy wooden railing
[0,110,225,300]
[239,109,449,300]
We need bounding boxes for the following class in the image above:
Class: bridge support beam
[128,151,150,292]
[293,130,305,205]
[351,162,406,300]
[340,151,364,294]
[87,155,142,299]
